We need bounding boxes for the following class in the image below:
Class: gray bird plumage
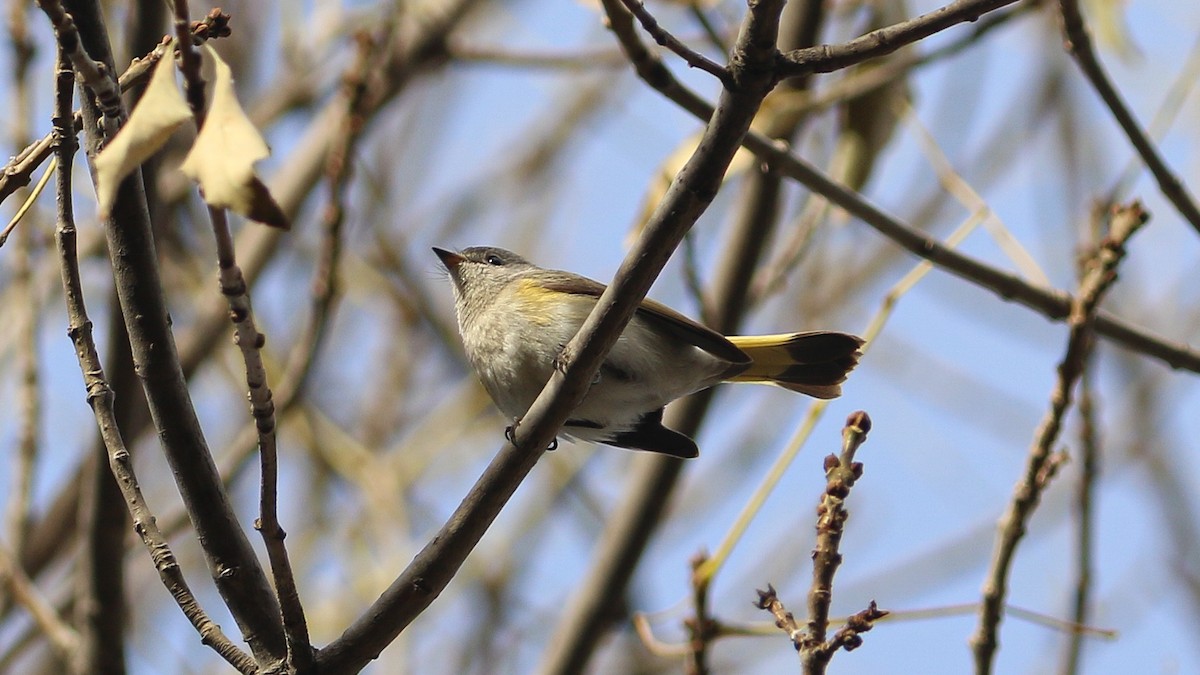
[435,246,862,458]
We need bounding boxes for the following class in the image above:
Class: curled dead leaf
[93,39,191,218]
[178,44,289,229]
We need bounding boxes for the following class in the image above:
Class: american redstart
[434,246,863,459]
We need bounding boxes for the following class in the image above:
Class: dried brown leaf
[179,44,289,229]
[93,40,191,218]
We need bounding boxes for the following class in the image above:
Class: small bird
[435,246,863,459]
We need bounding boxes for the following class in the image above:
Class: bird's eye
[485,254,504,266]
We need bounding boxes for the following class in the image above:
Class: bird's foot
[506,421,559,451]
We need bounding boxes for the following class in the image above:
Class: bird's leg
[552,343,569,373]
[506,419,559,451]
[554,342,601,385]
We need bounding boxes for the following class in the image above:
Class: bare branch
[170,1,310,668]
[45,0,289,664]
[596,12,1200,373]
[1059,0,1200,237]
[48,43,256,675]
[799,411,876,673]
[0,547,78,659]
[778,0,1021,78]
[971,203,1148,675]
[619,0,732,87]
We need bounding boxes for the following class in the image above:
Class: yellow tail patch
[728,333,805,378]
[724,331,863,399]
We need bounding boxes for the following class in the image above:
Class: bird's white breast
[458,280,730,440]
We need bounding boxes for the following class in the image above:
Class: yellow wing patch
[511,278,572,327]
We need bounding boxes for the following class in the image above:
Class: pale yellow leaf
[178,44,288,229]
[626,132,754,246]
[1085,0,1138,58]
[833,0,911,192]
[93,40,191,218]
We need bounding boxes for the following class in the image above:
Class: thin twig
[970,202,1148,675]
[798,2,1032,119]
[800,411,877,673]
[619,0,732,86]
[779,0,1021,78]
[809,601,888,663]
[4,0,39,562]
[751,413,885,674]
[449,42,628,69]
[34,0,123,127]
[47,44,256,675]
[0,133,58,209]
[1063,356,1098,674]
[0,11,231,209]
[866,601,1115,638]
[633,612,692,657]
[754,584,804,649]
[170,1,311,670]
[685,552,717,675]
[0,157,55,249]
[1059,0,1200,236]
[0,547,78,659]
[596,8,1200,373]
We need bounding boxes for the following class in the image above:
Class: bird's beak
[433,247,466,271]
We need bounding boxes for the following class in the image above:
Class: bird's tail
[725,331,864,399]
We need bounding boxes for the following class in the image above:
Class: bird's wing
[539,272,750,365]
[606,408,699,459]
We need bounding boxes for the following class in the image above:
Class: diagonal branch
[591,9,1200,373]
[1058,0,1200,237]
[758,141,1200,372]
[778,0,1021,78]
[0,546,78,660]
[619,0,732,87]
[316,1,792,671]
